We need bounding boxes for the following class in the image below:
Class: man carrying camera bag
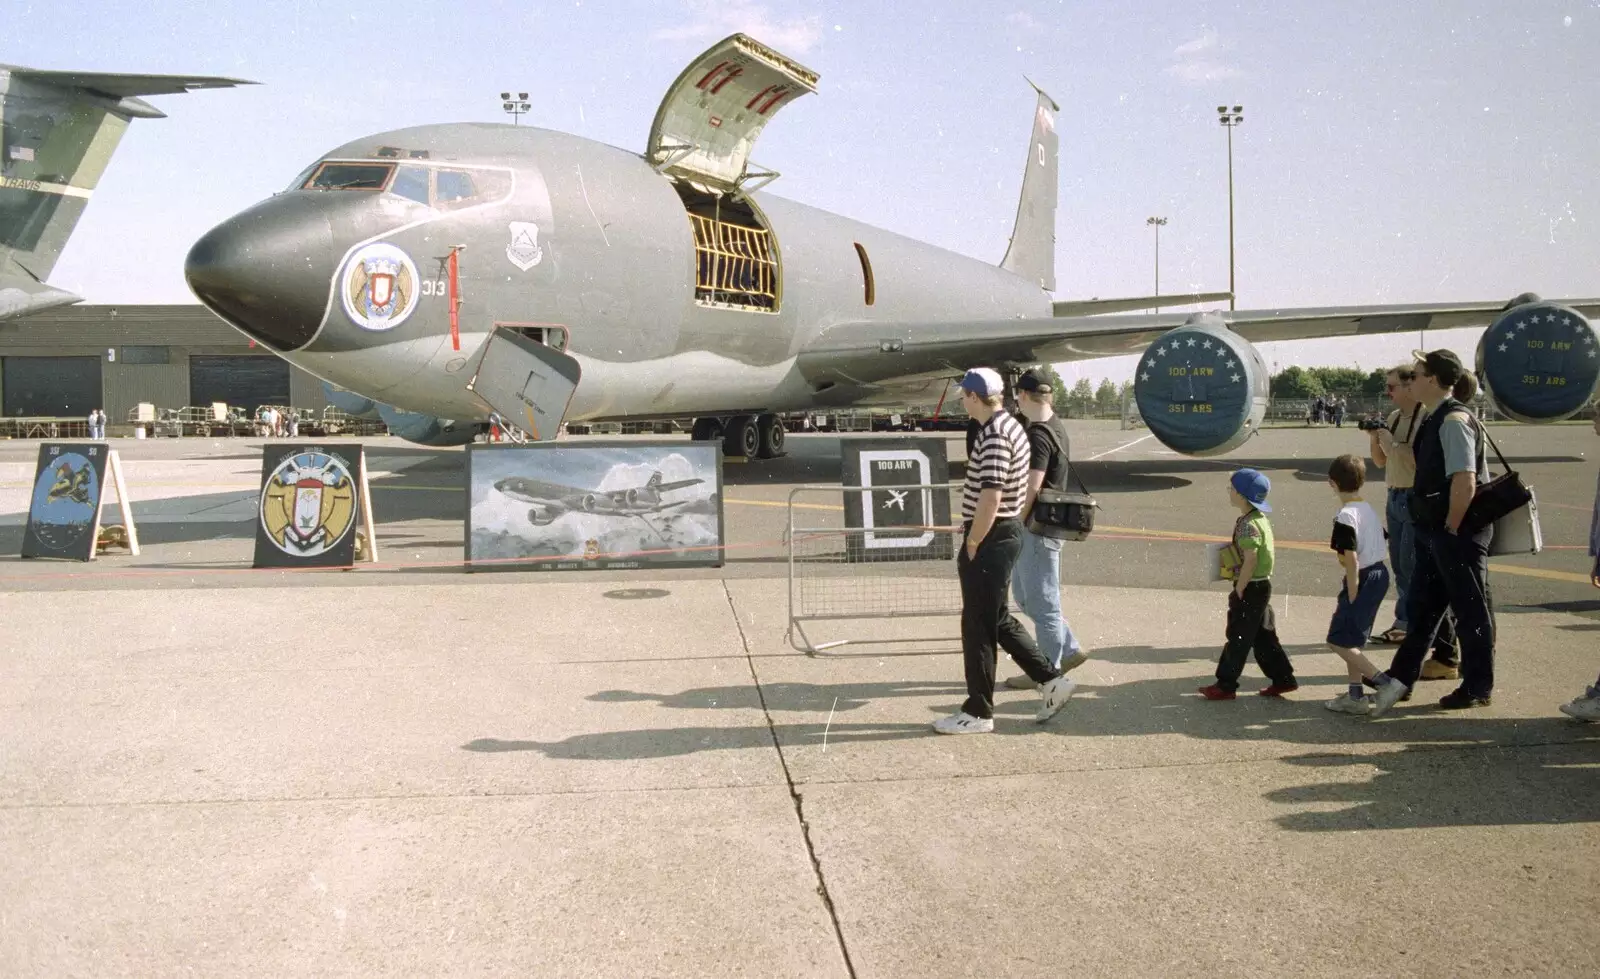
[1002,370,1091,690]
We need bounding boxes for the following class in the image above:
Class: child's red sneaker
[1197,684,1236,700]
[1258,682,1300,697]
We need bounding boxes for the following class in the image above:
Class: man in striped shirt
[935,367,1077,734]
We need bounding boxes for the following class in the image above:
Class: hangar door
[2,356,103,417]
[189,355,291,412]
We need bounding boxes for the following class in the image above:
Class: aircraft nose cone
[185,194,336,352]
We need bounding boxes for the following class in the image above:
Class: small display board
[840,438,954,562]
[465,440,724,572]
[252,444,377,569]
[465,327,582,440]
[20,442,140,561]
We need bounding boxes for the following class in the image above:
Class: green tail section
[0,66,251,318]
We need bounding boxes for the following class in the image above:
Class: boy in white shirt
[1322,454,1409,715]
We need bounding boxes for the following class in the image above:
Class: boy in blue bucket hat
[1199,468,1299,700]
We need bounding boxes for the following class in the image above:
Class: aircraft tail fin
[998,79,1059,292]
[647,471,663,489]
[0,65,249,306]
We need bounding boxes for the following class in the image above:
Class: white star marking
[1545,313,1556,323]
[1202,340,1213,349]
[1498,344,1508,352]
[1140,372,1150,382]
[1186,338,1197,347]
[1563,315,1574,327]
[1156,346,1167,356]
[1226,359,1237,368]
[1230,373,1241,383]
[1589,349,1597,359]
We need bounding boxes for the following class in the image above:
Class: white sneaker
[1325,692,1372,715]
[1558,695,1600,722]
[933,711,994,734]
[1035,675,1077,723]
[1004,674,1039,690]
[1369,677,1409,718]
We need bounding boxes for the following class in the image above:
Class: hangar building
[0,304,329,432]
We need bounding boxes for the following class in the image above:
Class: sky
[10,0,1600,385]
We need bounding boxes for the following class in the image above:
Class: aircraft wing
[796,297,1600,388]
[1051,292,1233,316]
[7,69,254,98]
[654,478,704,492]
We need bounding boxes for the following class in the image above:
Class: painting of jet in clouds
[466,443,723,572]
[493,470,705,524]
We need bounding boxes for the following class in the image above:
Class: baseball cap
[960,367,1004,397]
[1016,370,1052,394]
[1411,348,1465,379]
[1230,468,1272,512]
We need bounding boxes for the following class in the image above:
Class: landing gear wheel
[691,417,724,442]
[756,412,785,459]
[722,414,759,458]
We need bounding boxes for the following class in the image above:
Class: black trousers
[957,517,1060,719]
[1215,578,1296,691]
[1388,525,1496,698]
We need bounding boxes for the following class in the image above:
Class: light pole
[1217,104,1243,310]
[501,91,530,125]
[1146,216,1167,312]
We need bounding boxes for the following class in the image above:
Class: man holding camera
[1368,365,1460,678]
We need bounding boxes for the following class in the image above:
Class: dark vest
[1027,416,1072,491]
[1409,396,1486,529]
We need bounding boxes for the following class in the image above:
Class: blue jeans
[1010,529,1080,669]
[1385,487,1416,630]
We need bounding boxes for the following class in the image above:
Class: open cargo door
[645,32,819,194]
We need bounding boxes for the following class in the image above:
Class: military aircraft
[0,65,250,320]
[493,469,706,526]
[182,32,1600,459]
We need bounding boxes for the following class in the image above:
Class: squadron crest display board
[252,444,376,569]
[840,438,954,562]
[21,443,111,561]
[465,441,724,572]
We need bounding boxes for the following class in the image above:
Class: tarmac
[1,421,1597,977]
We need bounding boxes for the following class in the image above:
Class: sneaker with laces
[1369,677,1409,717]
[1558,694,1600,722]
[1003,673,1039,690]
[932,711,994,734]
[1420,660,1459,681]
[1325,692,1372,715]
[1060,649,1090,672]
[1035,675,1077,723]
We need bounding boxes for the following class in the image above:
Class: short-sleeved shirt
[1232,509,1274,579]
[1439,411,1478,477]
[1026,416,1071,490]
[962,410,1030,519]
[1330,500,1387,568]
[1382,405,1426,488]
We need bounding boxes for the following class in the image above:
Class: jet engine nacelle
[1132,313,1269,456]
[625,488,652,507]
[321,381,382,420]
[376,404,479,447]
[1475,296,1599,423]
[527,506,556,526]
[579,494,598,511]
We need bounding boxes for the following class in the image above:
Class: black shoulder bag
[1456,410,1532,536]
[1024,421,1100,541]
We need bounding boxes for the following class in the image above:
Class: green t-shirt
[1232,509,1274,579]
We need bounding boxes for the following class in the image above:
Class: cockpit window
[388,165,430,205]
[435,169,476,208]
[302,162,394,191]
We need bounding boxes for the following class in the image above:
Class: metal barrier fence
[786,482,968,654]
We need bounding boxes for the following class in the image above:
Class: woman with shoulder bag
[1371,349,1497,715]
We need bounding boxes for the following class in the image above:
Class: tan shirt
[1382,404,1428,488]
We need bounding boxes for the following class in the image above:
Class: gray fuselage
[184,122,1048,423]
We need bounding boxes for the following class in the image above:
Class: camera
[1357,416,1388,432]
